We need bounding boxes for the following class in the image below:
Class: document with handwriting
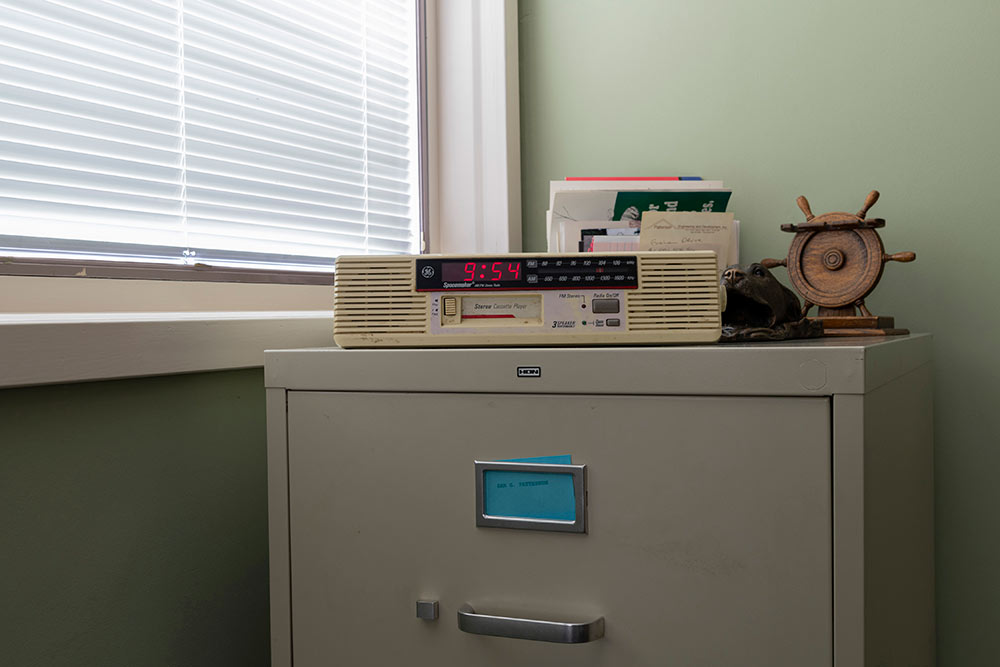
[638,211,737,274]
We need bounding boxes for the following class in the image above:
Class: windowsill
[0,310,334,389]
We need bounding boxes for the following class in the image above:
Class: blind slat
[0,65,179,123]
[0,80,180,132]
[188,172,365,210]
[0,121,181,164]
[0,196,181,228]
[0,177,182,214]
[185,65,363,121]
[0,31,177,88]
[185,185,368,222]
[9,0,177,53]
[184,103,368,156]
[0,160,181,198]
[0,3,178,68]
[186,201,365,230]
[185,79,365,136]
[185,45,362,108]
[0,104,181,151]
[186,126,366,173]
[101,0,178,25]
[185,139,365,185]
[186,155,365,197]
[0,140,182,181]
[184,7,363,77]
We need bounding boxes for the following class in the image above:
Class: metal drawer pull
[457,603,605,644]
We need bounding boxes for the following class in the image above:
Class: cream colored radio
[333,251,725,348]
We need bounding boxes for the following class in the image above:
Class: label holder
[474,460,587,533]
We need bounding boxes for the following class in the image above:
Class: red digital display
[442,261,522,282]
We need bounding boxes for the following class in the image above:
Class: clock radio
[333,251,725,348]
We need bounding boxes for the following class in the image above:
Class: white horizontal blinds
[0,0,419,269]
[182,0,419,266]
[0,0,185,254]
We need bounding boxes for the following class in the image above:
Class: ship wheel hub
[822,249,845,270]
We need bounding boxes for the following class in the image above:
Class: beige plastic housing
[333,251,724,348]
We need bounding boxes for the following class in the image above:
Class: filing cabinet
[265,335,934,666]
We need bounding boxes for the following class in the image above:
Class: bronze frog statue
[720,262,823,342]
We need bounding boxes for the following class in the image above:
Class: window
[0,0,422,273]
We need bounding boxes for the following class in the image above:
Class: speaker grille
[628,255,721,330]
[334,257,429,335]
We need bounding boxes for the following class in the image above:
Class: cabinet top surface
[265,334,931,397]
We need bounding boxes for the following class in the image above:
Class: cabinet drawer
[287,392,832,666]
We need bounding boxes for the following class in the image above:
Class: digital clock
[442,261,522,283]
[415,255,640,291]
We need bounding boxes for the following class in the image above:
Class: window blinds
[0,0,420,271]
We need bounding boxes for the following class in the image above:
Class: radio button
[527,274,538,283]
[592,298,620,314]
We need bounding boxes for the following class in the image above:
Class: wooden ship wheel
[763,190,916,336]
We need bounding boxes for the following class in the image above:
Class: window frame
[0,0,434,283]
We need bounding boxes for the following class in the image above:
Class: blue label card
[482,455,576,522]
[501,455,572,465]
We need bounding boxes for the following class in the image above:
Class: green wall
[0,369,269,667]
[519,1,999,664]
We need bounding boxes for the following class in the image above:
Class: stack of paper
[546,178,738,268]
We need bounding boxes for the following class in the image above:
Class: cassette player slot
[441,295,543,327]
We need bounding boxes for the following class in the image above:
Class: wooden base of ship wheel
[819,328,911,337]
[809,315,909,337]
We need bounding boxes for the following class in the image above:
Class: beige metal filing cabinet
[265,335,934,667]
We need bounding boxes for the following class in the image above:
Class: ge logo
[421,266,435,278]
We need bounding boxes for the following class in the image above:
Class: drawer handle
[457,603,605,644]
